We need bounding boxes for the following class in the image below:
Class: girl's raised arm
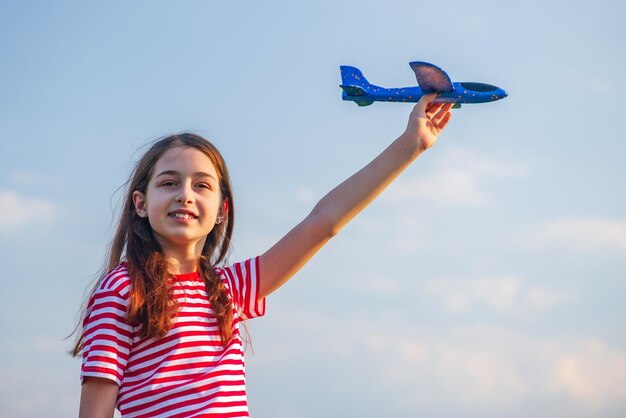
[258,94,453,298]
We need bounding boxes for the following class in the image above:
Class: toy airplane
[340,61,507,107]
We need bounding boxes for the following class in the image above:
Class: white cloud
[253,310,626,416]
[387,168,491,206]
[527,285,576,311]
[424,276,520,313]
[526,218,626,254]
[0,189,59,231]
[552,338,626,407]
[422,276,575,314]
[367,325,626,413]
[384,147,528,207]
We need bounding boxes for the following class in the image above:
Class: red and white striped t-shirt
[81,257,266,417]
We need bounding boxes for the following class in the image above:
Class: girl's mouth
[169,210,198,220]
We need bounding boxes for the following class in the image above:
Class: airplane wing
[409,62,454,93]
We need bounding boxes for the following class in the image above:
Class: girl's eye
[195,183,211,190]
[161,181,177,187]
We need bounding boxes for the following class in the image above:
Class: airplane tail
[340,66,374,106]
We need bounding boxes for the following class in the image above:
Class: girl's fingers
[431,104,452,124]
[426,102,442,112]
[437,111,452,129]
[426,102,454,118]
[433,103,453,115]
[425,102,443,119]
[428,102,452,111]
[417,93,438,114]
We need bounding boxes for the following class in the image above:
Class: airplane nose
[458,82,508,102]
[492,88,508,101]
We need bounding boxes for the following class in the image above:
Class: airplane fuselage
[342,82,507,105]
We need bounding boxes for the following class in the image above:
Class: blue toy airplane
[340,61,507,107]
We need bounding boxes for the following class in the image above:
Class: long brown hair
[71,133,235,356]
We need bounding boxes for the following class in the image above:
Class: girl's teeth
[172,213,193,219]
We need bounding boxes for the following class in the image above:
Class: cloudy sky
[1,1,625,417]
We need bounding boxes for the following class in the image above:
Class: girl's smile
[169,208,199,221]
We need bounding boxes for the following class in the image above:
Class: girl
[72,94,453,417]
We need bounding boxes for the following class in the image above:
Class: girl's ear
[133,191,149,218]
[216,198,229,224]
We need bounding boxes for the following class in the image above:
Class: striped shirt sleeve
[81,266,134,386]
[219,256,266,321]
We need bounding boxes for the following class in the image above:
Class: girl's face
[132,146,227,256]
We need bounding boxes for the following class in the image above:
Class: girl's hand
[404,93,454,152]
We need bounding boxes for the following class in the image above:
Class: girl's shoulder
[84,263,132,315]
[95,262,132,297]
[213,256,260,290]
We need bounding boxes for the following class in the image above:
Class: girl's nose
[176,183,194,203]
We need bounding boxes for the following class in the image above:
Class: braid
[200,257,233,346]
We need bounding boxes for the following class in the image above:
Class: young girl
[72,94,453,417]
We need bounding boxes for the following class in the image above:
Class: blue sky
[1,1,625,417]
